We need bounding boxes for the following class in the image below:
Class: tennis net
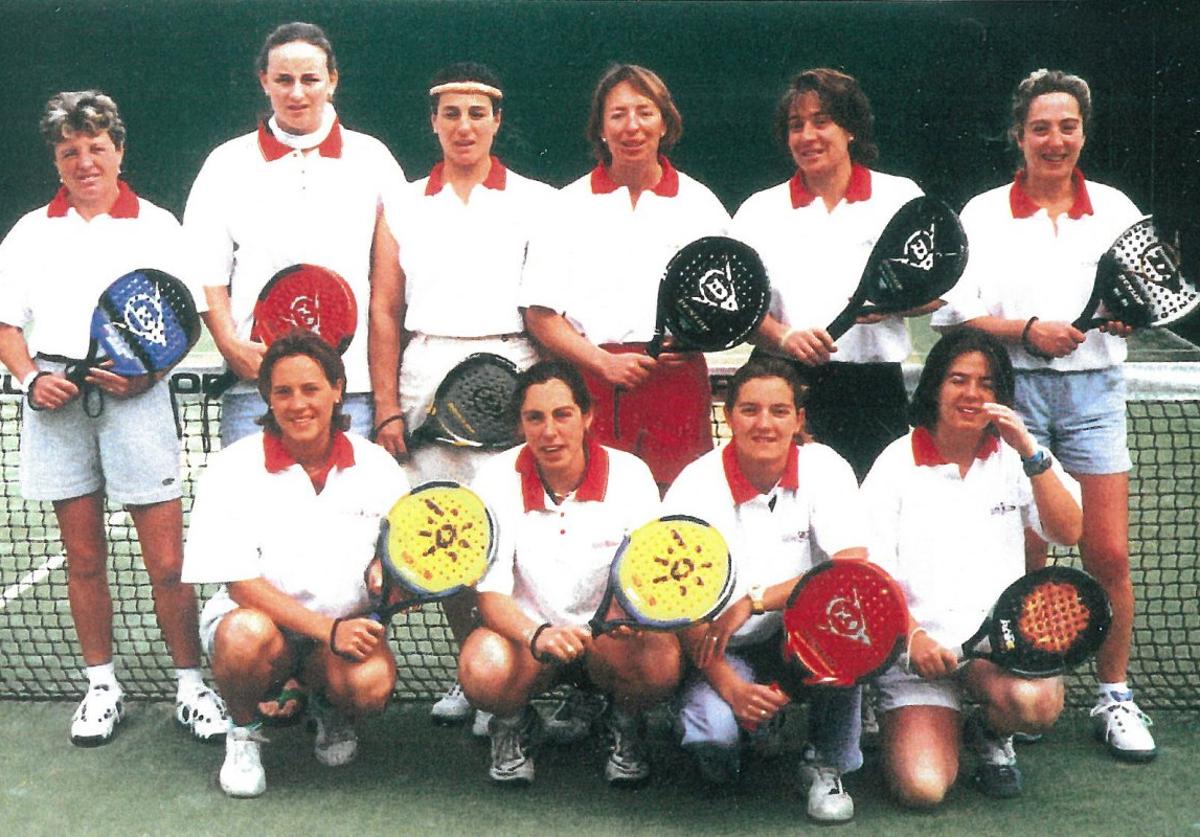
[1,362,1197,708]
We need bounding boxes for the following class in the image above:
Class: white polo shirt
[473,438,661,627]
[861,427,1080,649]
[932,170,1142,371]
[662,441,864,647]
[0,182,205,359]
[183,118,407,393]
[519,158,730,345]
[730,165,923,363]
[183,430,411,621]
[385,157,556,338]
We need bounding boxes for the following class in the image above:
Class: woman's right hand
[720,676,791,728]
[1025,319,1084,358]
[600,351,656,388]
[781,327,837,366]
[531,624,592,664]
[28,372,78,410]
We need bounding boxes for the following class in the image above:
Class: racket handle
[826,309,858,342]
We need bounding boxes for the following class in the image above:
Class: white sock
[86,663,118,689]
[1098,681,1130,701]
[176,667,205,698]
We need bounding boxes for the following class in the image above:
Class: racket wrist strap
[329,617,356,661]
[1020,317,1051,359]
[906,626,928,659]
[528,622,552,662]
[778,327,797,350]
[370,413,405,441]
[24,371,52,411]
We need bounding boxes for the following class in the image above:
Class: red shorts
[583,345,714,485]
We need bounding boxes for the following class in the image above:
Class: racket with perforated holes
[406,353,520,450]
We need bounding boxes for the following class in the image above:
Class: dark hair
[41,90,126,150]
[428,62,504,115]
[724,356,807,413]
[255,22,337,76]
[1009,68,1092,148]
[512,359,592,422]
[256,329,349,434]
[586,64,683,165]
[909,329,1014,430]
[773,68,878,165]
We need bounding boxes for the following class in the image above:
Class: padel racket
[826,196,968,340]
[586,515,735,636]
[781,561,908,687]
[1073,216,1200,331]
[646,236,770,358]
[904,566,1111,679]
[206,263,357,398]
[372,481,498,622]
[404,353,520,450]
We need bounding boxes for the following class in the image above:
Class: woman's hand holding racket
[530,624,593,665]
[905,628,960,680]
[598,350,657,388]
[328,615,387,662]
[714,670,791,729]
[81,362,156,399]
[778,325,837,367]
[216,334,269,384]
[1024,318,1085,359]
[372,413,409,460]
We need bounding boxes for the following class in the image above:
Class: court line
[0,554,65,611]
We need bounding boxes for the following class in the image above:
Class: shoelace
[492,722,529,768]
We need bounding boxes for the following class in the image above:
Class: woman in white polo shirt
[521,64,730,491]
[862,329,1082,806]
[458,359,674,788]
[0,90,225,748]
[732,68,926,481]
[185,21,406,447]
[931,69,1154,762]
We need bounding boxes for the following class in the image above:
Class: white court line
[0,554,66,611]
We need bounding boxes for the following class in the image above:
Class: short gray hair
[1009,68,1092,145]
[40,90,126,150]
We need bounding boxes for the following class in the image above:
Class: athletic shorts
[874,660,965,713]
[584,344,713,486]
[20,359,182,505]
[200,587,319,670]
[1014,366,1130,475]
[220,391,373,449]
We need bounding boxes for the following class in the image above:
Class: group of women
[0,18,1156,815]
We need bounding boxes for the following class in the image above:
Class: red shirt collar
[590,155,680,197]
[911,426,1000,467]
[425,156,508,196]
[1009,168,1093,220]
[515,435,610,512]
[789,163,872,209]
[263,429,356,491]
[257,118,344,162]
[47,179,140,219]
[721,442,800,506]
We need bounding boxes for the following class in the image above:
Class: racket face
[90,269,201,377]
[1094,217,1200,328]
[782,561,908,686]
[611,515,734,629]
[657,236,770,352]
[861,197,969,311]
[377,481,497,600]
[425,354,520,448]
[251,264,358,352]
[986,566,1111,677]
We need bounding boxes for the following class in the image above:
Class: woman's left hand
[85,365,154,399]
[981,402,1037,458]
[689,596,752,668]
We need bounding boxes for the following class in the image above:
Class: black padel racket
[1073,216,1200,331]
[646,236,770,358]
[207,263,357,398]
[405,353,521,450]
[372,481,498,622]
[782,561,909,687]
[826,196,968,340]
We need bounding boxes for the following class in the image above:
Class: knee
[213,610,282,674]
[66,553,108,584]
[337,659,395,717]
[458,630,518,706]
[1006,679,1064,730]
[1082,543,1131,587]
[890,766,953,809]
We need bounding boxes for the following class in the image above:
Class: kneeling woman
[183,331,410,798]
[458,359,676,786]
[861,329,1082,806]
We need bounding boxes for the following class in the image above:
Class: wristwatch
[1022,447,1052,477]
[748,585,766,616]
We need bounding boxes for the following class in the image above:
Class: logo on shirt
[690,260,741,312]
[990,502,1017,516]
[782,529,810,544]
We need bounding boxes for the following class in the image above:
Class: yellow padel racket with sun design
[373,481,498,621]
[588,515,735,635]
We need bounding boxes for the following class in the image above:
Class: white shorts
[20,360,182,505]
[873,660,965,713]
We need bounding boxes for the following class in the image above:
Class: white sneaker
[489,709,539,784]
[220,726,267,798]
[544,689,608,745]
[70,683,125,747]
[176,684,231,742]
[311,699,358,767]
[472,710,493,739]
[431,681,473,725]
[604,709,650,786]
[799,747,854,822]
[1091,691,1156,762]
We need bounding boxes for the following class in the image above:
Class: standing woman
[932,69,1154,761]
[732,68,926,481]
[185,21,406,447]
[521,64,730,491]
[371,62,552,729]
[0,91,226,745]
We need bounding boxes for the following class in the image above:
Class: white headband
[429,81,503,100]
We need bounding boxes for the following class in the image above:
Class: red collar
[721,442,800,506]
[515,436,610,512]
[425,156,508,196]
[590,155,679,197]
[263,430,355,491]
[1009,168,1093,220]
[47,179,140,219]
[257,118,344,162]
[911,426,1000,467]
[789,163,872,209]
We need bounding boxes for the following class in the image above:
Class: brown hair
[586,64,682,165]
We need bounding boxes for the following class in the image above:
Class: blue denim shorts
[1014,367,1131,475]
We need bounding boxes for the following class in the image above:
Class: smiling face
[601,80,665,169]
[519,378,592,482]
[268,353,343,447]
[259,40,338,135]
[725,376,804,476]
[787,90,853,183]
[1018,91,1085,186]
[53,130,124,216]
[936,351,997,437]
[432,91,500,170]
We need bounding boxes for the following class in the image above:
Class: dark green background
[3,0,1198,338]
